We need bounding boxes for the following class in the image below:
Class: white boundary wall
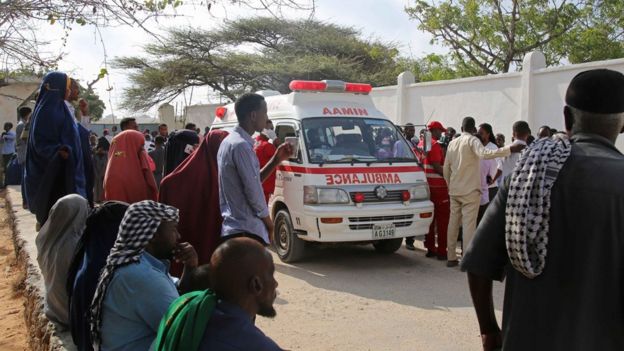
[371,52,624,151]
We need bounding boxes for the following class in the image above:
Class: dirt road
[0,197,29,351]
[257,242,504,351]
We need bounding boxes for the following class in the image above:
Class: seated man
[153,237,282,351]
[90,200,198,351]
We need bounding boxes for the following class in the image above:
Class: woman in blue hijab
[24,71,87,226]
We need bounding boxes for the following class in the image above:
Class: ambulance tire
[373,238,403,254]
[273,209,305,263]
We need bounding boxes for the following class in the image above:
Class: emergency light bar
[289,80,372,94]
[215,106,227,119]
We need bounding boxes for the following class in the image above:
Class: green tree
[400,53,474,82]
[66,79,107,120]
[562,0,624,63]
[115,17,411,111]
[405,0,624,75]
[0,0,314,70]
[79,85,107,120]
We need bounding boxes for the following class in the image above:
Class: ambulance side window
[275,123,302,163]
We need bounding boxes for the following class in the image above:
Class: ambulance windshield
[302,117,417,164]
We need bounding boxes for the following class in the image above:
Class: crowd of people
[401,115,528,267]
[356,69,623,350]
[11,72,290,350]
[2,67,622,350]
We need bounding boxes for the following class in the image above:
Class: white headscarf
[36,194,89,326]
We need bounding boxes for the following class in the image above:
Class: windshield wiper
[323,156,377,166]
[369,157,416,165]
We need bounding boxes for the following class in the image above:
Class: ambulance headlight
[304,186,350,205]
[409,184,430,201]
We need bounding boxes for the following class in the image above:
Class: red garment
[104,130,158,203]
[146,154,156,172]
[418,138,447,188]
[419,138,450,256]
[424,187,450,256]
[254,134,277,203]
[159,130,229,276]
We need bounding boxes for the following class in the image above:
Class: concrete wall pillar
[395,71,415,126]
[520,51,546,128]
[158,103,176,127]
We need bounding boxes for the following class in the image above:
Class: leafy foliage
[115,17,413,111]
[0,0,313,70]
[406,0,624,74]
[78,84,107,120]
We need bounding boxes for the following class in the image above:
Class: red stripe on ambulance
[277,165,422,174]
[277,165,421,185]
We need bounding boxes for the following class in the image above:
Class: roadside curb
[6,186,75,351]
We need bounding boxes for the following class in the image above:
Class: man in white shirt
[443,117,525,267]
[500,121,531,181]
[64,78,80,119]
[78,98,91,130]
[1,122,16,187]
[478,123,504,204]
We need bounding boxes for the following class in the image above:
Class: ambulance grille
[349,190,404,203]
[348,214,414,222]
[348,215,414,230]
[348,221,413,231]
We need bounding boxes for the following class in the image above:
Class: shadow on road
[274,242,482,311]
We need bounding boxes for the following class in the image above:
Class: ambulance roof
[214,89,388,125]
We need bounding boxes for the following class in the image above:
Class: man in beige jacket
[444,117,525,267]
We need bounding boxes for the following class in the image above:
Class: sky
[37,0,446,117]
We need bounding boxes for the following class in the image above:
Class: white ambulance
[212,80,434,262]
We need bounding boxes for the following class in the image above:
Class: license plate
[372,223,396,239]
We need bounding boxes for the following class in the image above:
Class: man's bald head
[210,237,278,318]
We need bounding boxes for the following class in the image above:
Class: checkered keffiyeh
[90,200,179,349]
[505,134,571,279]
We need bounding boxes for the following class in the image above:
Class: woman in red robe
[159,130,229,276]
[104,130,158,203]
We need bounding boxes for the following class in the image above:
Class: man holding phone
[218,93,292,245]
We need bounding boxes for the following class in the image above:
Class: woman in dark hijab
[159,130,228,276]
[163,129,200,176]
[24,71,87,225]
[67,201,129,351]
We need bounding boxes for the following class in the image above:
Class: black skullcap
[565,69,624,114]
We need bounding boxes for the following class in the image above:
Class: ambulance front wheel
[373,238,403,254]
[273,209,305,263]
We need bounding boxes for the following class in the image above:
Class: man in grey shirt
[218,93,291,244]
